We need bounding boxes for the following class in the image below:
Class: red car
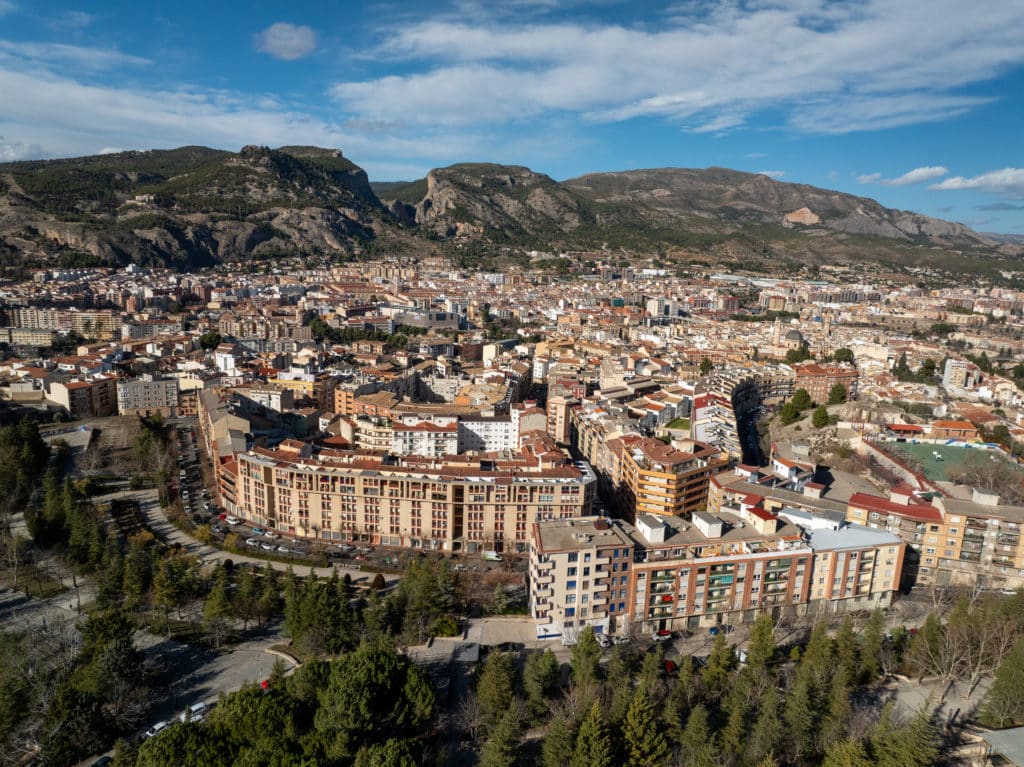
[653,629,673,643]
[664,659,678,674]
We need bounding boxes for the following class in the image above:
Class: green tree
[833,348,854,364]
[822,739,873,767]
[479,706,524,767]
[679,704,716,767]
[477,651,516,732]
[699,357,713,376]
[541,709,577,767]
[314,638,434,761]
[868,703,938,767]
[746,614,776,670]
[233,565,259,630]
[980,635,1024,728]
[859,609,885,682]
[786,346,812,364]
[571,701,613,767]
[812,405,830,428]
[203,565,232,648]
[701,632,737,697]
[524,649,561,719]
[791,388,813,411]
[779,401,801,425]
[353,738,419,767]
[623,688,669,767]
[199,331,223,350]
[570,626,601,689]
[827,382,848,404]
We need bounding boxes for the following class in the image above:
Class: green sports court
[888,441,1017,482]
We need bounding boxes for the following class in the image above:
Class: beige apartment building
[530,512,904,640]
[618,436,727,519]
[224,436,596,553]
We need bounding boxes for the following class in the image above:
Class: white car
[263,531,279,539]
[245,538,260,548]
[595,633,611,649]
[143,721,168,739]
[225,515,241,525]
[260,541,275,551]
[178,702,208,723]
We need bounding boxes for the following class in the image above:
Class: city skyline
[1,0,1023,232]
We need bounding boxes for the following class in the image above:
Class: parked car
[653,629,673,643]
[143,721,168,739]
[664,659,679,674]
[612,635,631,645]
[178,702,208,723]
[277,545,290,553]
[263,531,279,539]
[260,541,275,551]
[225,516,241,525]
[595,632,611,649]
[245,538,260,548]
[251,527,266,536]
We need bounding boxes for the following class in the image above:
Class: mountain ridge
[1,145,1018,274]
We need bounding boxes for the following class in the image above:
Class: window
[565,607,575,617]
[566,594,576,604]
[583,567,590,576]
[567,567,578,576]
[566,580,577,589]
[584,553,591,563]
[568,553,579,563]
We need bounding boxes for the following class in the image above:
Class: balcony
[534,587,553,599]
[992,556,1016,567]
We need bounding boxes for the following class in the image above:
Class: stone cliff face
[408,164,587,239]
[0,145,387,269]
[0,147,1011,272]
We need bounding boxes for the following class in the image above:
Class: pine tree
[541,709,577,767]
[571,701,613,767]
[859,609,885,682]
[700,632,736,697]
[980,635,1024,727]
[791,388,813,411]
[203,565,232,648]
[746,683,781,765]
[822,739,873,767]
[477,651,516,732]
[747,614,776,670]
[812,405,830,429]
[624,688,669,767]
[233,565,258,630]
[827,383,848,404]
[570,626,601,689]
[679,704,716,767]
[524,649,561,720]
[869,703,938,767]
[479,707,523,767]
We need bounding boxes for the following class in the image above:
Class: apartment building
[116,374,179,417]
[618,436,727,519]
[226,436,596,553]
[530,517,635,639]
[848,486,1024,589]
[529,512,904,639]
[791,362,859,403]
[48,374,118,418]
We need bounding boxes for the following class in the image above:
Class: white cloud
[757,170,785,179]
[0,1,15,16]
[0,40,149,71]
[930,168,1024,199]
[329,1,1024,134]
[857,166,948,186]
[254,23,317,61]
[0,135,41,160]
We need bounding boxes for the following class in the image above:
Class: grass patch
[667,417,690,430]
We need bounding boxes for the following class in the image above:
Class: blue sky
[1,0,1023,233]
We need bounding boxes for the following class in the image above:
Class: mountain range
[0,145,1018,275]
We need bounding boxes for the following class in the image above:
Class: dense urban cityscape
[2,252,1024,765]
[4,1,1024,765]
